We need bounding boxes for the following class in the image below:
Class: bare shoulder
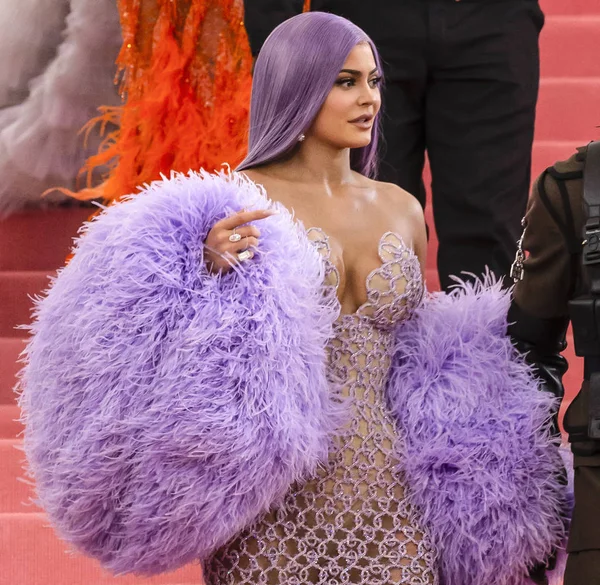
[359,175,424,223]
[237,168,282,200]
[238,168,268,187]
[383,181,423,217]
[237,167,289,196]
[364,176,427,267]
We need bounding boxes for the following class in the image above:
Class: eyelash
[335,76,382,89]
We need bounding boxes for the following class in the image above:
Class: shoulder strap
[582,141,600,294]
[537,168,582,256]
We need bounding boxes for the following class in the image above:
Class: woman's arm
[382,184,427,275]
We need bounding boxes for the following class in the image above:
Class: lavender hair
[236,12,383,178]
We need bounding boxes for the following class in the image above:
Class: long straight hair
[236,12,383,178]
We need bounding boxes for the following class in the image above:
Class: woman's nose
[358,85,379,106]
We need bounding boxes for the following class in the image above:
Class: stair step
[564,328,583,405]
[0,271,52,337]
[0,513,202,585]
[425,267,440,292]
[0,207,90,271]
[540,0,600,16]
[541,16,600,78]
[531,140,582,179]
[563,357,583,401]
[0,338,26,404]
[0,404,23,439]
[535,78,600,142]
[0,439,35,514]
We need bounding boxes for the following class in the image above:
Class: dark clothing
[509,146,600,584]
[244,0,544,290]
[244,0,304,52]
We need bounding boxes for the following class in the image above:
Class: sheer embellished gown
[204,230,439,585]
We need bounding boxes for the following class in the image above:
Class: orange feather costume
[74,0,254,202]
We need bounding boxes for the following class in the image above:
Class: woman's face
[308,42,382,150]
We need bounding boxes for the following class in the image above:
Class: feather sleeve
[17,170,342,575]
[388,275,571,585]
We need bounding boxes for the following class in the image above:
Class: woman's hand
[204,208,277,274]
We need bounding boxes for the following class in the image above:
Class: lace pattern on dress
[355,231,424,329]
[203,229,437,585]
[306,228,424,329]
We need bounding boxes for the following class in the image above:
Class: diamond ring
[237,250,253,262]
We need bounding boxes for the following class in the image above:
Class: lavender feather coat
[18,171,569,584]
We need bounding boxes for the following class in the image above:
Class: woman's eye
[335,76,381,89]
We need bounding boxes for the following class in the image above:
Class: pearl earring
[298,134,306,142]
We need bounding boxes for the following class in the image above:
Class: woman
[19,12,568,585]
[202,13,434,584]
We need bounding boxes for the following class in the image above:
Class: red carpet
[0,0,598,582]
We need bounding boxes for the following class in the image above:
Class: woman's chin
[343,135,372,149]
[351,138,372,148]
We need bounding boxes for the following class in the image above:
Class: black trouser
[244,0,544,290]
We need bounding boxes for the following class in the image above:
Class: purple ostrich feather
[388,275,570,585]
[17,170,343,575]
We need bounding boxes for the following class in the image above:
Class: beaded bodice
[203,230,437,585]
[307,228,425,329]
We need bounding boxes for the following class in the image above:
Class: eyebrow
[339,68,379,76]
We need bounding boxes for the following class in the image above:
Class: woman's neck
[267,141,356,192]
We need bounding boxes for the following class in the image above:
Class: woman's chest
[307,227,424,328]
[261,181,424,322]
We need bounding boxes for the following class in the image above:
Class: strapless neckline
[306,227,425,329]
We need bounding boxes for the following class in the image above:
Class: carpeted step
[540,0,600,16]
[0,404,23,439]
[0,271,52,338]
[564,333,583,402]
[535,78,600,142]
[541,16,600,78]
[532,140,582,179]
[557,330,582,433]
[425,267,440,292]
[0,207,90,272]
[0,512,202,585]
[0,439,34,514]
[0,338,26,404]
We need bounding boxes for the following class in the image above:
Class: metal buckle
[510,250,524,282]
